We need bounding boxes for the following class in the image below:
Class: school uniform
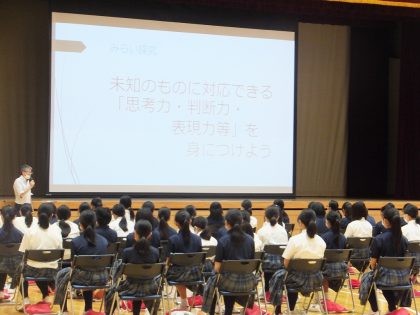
[54,233,109,312]
[316,216,329,235]
[202,232,256,315]
[0,226,23,291]
[153,225,177,240]
[109,217,135,237]
[344,218,372,238]
[13,216,38,234]
[207,217,225,238]
[126,229,160,249]
[96,225,118,244]
[250,216,258,230]
[257,222,289,246]
[269,230,326,310]
[214,226,228,241]
[52,220,80,239]
[340,217,351,231]
[366,215,376,226]
[402,220,420,242]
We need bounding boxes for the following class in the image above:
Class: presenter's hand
[29,180,35,188]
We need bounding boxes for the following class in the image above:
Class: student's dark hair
[57,205,71,238]
[240,209,251,223]
[49,202,57,223]
[329,200,339,211]
[326,211,341,247]
[20,204,33,228]
[273,199,284,210]
[38,203,53,229]
[381,202,395,213]
[78,202,91,213]
[225,209,245,244]
[351,201,368,220]
[241,200,253,215]
[80,210,97,246]
[309,202,326,217]
[112,204,128,232]
[383,207,403,250]
[192,216,212,241]
[242,222,254,238]
[120,195,134,221]
[91,197,103,209]
[175,210,191,243]
[96,207,112,227]
[136,207,154,226]
[403,203,420,224]
[184,205,196,219]
[1,206,16,232]
[265,205,280,226]
[134,220,152,256]
[209,202,223,219]
[342,202,352,219]
[298,209,317,238]
[157,207,171,240]
[142,201,155,213]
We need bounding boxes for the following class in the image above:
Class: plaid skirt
[269,269,323,306]
[0,254,23,288]
[166,265,202,283]
[202,273,257,312]
[262,254,283,273]
[407,252,420,274]
[23,264,58,280]
[322,262,348,292]
[359,270,374,305]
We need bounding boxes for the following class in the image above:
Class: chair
[361,257,418,315]
[285,224,295,238]
[62,254,115,314]
[110,263,166,315]
[323,249,354,312]
[202,245,217,278]
[159,240,169,262]
[215,260,262,315]
[407,241,420,276]
[165,252,206,310]
[346,237,372,277]
[107,242,121,257]
[0,243,22,305]
[62,238,73,268]
[283,259,327,314]
[261,245,286,308]
[117,237,127,258]
[17,249,65,315]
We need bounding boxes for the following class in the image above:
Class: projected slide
[50,13,295,194]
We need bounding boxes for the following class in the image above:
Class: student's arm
[369,258,377,269]
[283,259,290,268]
[214,261,221,273]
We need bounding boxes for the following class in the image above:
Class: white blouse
[282,230,326,260]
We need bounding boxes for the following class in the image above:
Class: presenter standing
[13,164,35,211]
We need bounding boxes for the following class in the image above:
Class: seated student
[340,202,352,231]
[273,199,290,224]
[73,202,91,227]
[328,200,342,218]
[54,205,79,239]
[110,204,134,237]
[90,197,103,210]
[241,210,263,252]
[14,204,38,234]
[202,209,256,315]
[241,199,258,231]
[269,209,326,315]
[321,211,347,307]
[120,195,135,223]
[96,207,118,244]
[207,202,227,240]
[126,208,161,248]
[345,201,373,238]
[373,202,395,236]
[55,210,108,315]
[18,203,62,308]
[167,210,202,311]
[142,201,159,229]
[309,201,329,235]
[0,206,23,300]
[184,205,197,233]
[402,203,420,242]
[105,220,161,315]
[257,206,289,295]
[156,207,177,241]
[193,216,218,246]
[360,207,409,315]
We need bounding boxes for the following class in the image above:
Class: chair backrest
[122,263,165,279]
[63,238,73,250]
[264,244,287,256]
[106,242,120,255]
[202,245,217,258]
[73,254,115,269]
[25,249,64,263]
[0,243,21,256]
[324,249,352,263]
[287,258,325,272]
[169,252,206,266]
[378,257,415,271]
[408,241,420,254]
[220,259,261,274]
[117,237,127,249]
[346,237,372,249]
[254,251,264,260]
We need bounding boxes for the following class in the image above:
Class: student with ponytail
[256,206,288,295]
[126,208,161,249]
[105,220,160,315]
[96,207,118,244]
[156,207,177,241]
[361,207,409,315]
[53,205,79,239]
[0,206,23,300]
[202,209,255,315]
[14,204,37,234]
[55,210,108,315]
[269,209,326,315]
[120,195,135,222]
[193,216,217,246]
[167,210,202,311]
[402,203,420,241]
[18,203,62,308]
[110,204,134,237]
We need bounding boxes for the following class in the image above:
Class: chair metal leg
[320,289,329,315]
[256,292,263,315]
[373,283,381,315]
[284,286,291,314]
[260,273,268,309]
[411,284,418,315]
[165,282,171,311]
[347,277,355,313]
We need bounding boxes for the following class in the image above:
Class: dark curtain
[395,22,420,199]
